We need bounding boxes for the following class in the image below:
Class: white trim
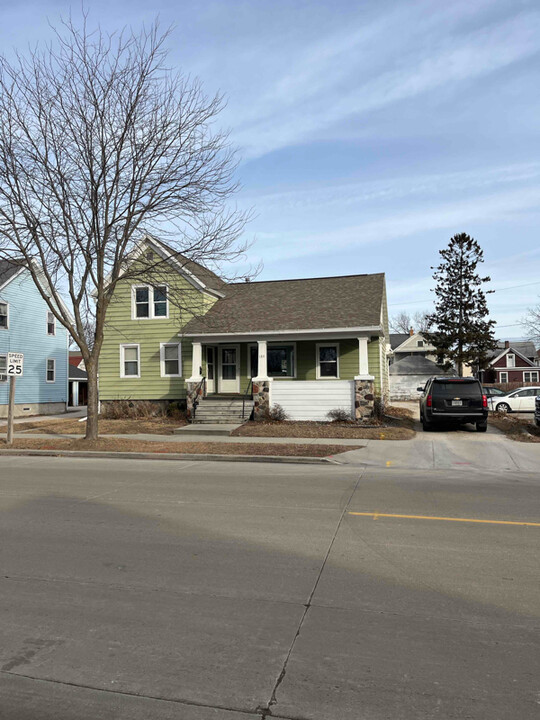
[131,284,169,320]
[506,353,515,368]
[488,346,535,368]
[248,341,298,379]
[46,357,56,383]
[523,371,539,383]
[0,300,9,330]
[0,353,7,382]
[218,344,241,393]
[499,371,508,383]
[160,342,182,378]
[46,309,56,336]
[183,325,382,342]
[120,343,141,378]
[316,342,340,379]
[187,341,203,382]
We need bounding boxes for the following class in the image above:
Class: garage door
[271,380,354,421]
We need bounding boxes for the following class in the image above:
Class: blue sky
[1,0,539,337]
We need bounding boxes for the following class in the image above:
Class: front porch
[185,336,383,422]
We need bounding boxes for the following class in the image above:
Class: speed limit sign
[7,352,24,377]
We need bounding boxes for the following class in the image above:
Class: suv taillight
[427,395,432,407]
[482,394,487,408]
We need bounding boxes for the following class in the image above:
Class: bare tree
[0,16,250,440]
[521,299,540,346]
[389,309,431,334]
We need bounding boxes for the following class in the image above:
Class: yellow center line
[348,512,540,527]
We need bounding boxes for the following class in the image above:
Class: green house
[99,236,390,422]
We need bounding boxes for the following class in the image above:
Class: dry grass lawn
[490,414,540,443]
[9,417,185,436]
[232,421,414,440]
[0,437,352,457]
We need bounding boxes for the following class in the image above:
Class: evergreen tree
[424,233,496,375]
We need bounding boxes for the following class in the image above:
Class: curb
[0,448,338,465]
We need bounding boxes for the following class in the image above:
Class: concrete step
[173,423,242,435]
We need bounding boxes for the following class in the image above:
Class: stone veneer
[252,380,271,420]
[186,379,206,422]
[354,379,375,422]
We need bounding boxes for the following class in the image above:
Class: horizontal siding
[272,380,354,421]
[99,267,217,401]
[0,271,68,406]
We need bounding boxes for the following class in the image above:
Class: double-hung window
[133,286,168,319]
[524,371,539,383]
[160,343,181,377]
[46,358,56,383]
[121,344,140,377]
[0,354,6,382]
[47,311,56,335]
[0,302,8,329]
[499,371,508,383]
[317,344,339,378]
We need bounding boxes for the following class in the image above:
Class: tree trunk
[85,362,99,441]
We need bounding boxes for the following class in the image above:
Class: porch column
[253,339,269,381]
[355,337,374,380]
[72,381,79,408]
[187,341,203,381]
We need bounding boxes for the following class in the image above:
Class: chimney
[409,327,414,336]
[504,340,510,349]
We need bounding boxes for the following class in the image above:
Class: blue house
[0,260,70,418]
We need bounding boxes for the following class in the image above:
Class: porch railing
[192,376,206,422]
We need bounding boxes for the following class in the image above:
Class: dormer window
[507,353,515,368]
[132,285,168,319]
[417,340,424,347]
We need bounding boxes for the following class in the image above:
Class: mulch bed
[232,421,414,440]
[0,438,353,457]
[8,417,185,436]
[490,414,540,443]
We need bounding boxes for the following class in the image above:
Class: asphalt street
[0,454,539,719]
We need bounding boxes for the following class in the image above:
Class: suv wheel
[476,422,487,433]
[496,402,511,413]
[422,416,432,431]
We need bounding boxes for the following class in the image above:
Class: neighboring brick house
[99,235,391,422]
[481,341,540,385]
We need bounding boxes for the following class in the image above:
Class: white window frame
[316,343,340,379]
[506,354,515,368]
[524,371,539,383]
[131,285,169,320]
[0,353,7,382]
[0,301,8,330]
[46,358,56,383]
[120,343,141,378]
[160,342,182,377]
[499,371,508,383]
[46,310,56,336]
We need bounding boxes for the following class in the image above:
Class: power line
[389,279,540,307]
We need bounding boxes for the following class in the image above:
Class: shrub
[372,394,386,422]
[261,403,290,422]
[326,407,356,423]
[101,399,165,420]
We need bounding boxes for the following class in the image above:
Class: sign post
[6,352,23,447]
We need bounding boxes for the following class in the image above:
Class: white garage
[270,380,355,421]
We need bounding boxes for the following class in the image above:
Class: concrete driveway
[0,456,539,719]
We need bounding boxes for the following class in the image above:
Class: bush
[261,403,290,422]
[372,394,386,422]
[101,399,165,420]
[326,407,356,423]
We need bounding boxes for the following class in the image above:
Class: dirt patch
[10,417,185,436]
[0,437,352,457]
[490,414,540,443]
[232,421,414,441]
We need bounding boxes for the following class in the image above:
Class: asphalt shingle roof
[0,259,24,288]
[389,355,449,375]
[183,273,386,334]
[389,333,410,350]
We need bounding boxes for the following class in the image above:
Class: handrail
[192,376,206,422]
[242,378,253,420]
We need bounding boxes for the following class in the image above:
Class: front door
[206,346,217,393]
[219,345,239,393]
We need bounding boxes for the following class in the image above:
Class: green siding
[99,267,216,401]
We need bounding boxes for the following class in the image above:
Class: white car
[492,387,540,413]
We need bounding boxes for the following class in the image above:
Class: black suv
[535,395,540,427]
[418,377,488,432]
